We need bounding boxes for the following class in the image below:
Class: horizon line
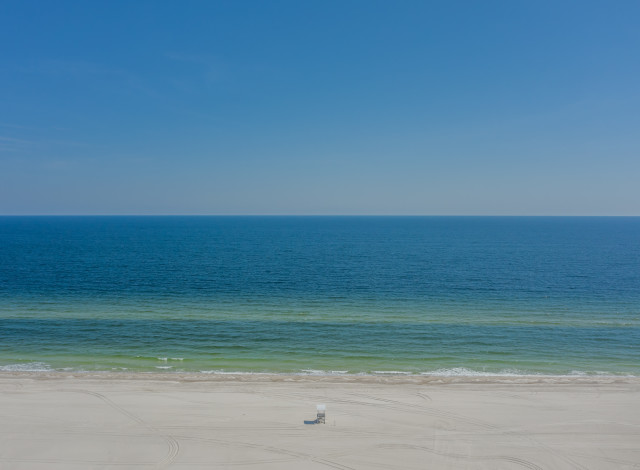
[1,214,639,217]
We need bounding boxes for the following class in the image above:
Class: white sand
[1,373,639,469]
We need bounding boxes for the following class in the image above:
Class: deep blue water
[1,216,638,375]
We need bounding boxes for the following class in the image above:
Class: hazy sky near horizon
[1,1,639,215]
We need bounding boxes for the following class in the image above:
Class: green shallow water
[1,216,639,376]
[2,298,638,376]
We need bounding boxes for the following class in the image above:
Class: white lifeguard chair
[316,404,326,424]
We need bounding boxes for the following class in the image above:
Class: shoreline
[2,370,639,385]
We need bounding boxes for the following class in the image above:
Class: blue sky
[1,0,639,215]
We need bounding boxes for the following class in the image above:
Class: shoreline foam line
[1,370,638,385]
[1,362,638,378]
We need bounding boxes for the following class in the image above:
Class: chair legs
[316,404,326,424]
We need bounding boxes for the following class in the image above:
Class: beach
[1,373,638,469]
[2,218,639,468]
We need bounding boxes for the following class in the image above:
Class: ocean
[1,216,638,376]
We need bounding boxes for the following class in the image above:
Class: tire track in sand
[59,388,179,469]
[266,390,587,470]
[378,443,544,470]
[172,434,355,470]
[347,391,588,470]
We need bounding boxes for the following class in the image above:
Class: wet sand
[1,372,639,469]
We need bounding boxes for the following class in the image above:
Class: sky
[1,0,639,215]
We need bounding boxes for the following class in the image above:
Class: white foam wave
[0,362,52,372]
[199,370,264,375]
[371,370,413,375]
[0,363,632,378]
[192,367,633,377]
[299,369,350,375]
[417,368,632,377]
[422,367,527,377]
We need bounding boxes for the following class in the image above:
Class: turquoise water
[1,216,639,376]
